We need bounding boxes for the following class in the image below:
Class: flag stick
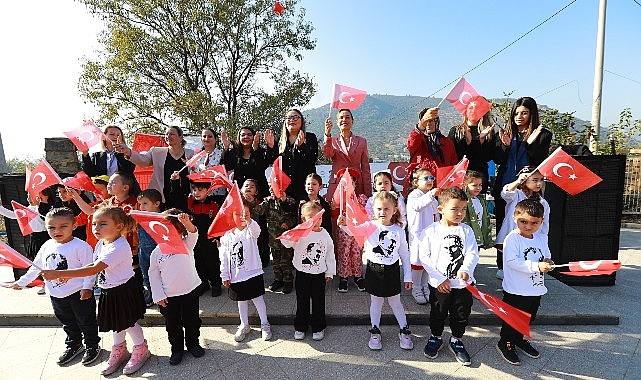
[436,76,464,109]
[328,83,335,119]
[532,146,563,175]
[339,183,344,217]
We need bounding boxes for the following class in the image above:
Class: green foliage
[489,91,514,126]
[593,108,641,154]
[540,108,591,147]
[6,156,43,173]
[78,0,316,138]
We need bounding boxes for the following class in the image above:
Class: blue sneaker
[423,336,443,359]
[449,339,471,366]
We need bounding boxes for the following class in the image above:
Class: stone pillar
[45,138,81,175]
[0,132,7,173]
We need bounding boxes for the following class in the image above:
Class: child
[494,166,550,280]
[41,206,150,376]
[186,181,222,297]
[406,167,439,305]
[137,189,162,306]
[418,187,479,366]
[365,171,407,226]
[254,185,298,294]
[240,178,270,268]
[281,201,335,341]
[56,186,89,241]
[462,171,493,249]
[74,175,110,250]
[298,173,332,235]
[11,208,100,366]
[148,209,205,366]
[219,199,272,342]
[344,191,412,351]
[496,199,554,366]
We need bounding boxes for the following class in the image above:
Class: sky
[1,0,640,160]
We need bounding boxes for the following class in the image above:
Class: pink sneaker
[101,341,130,376]
[122,340,151,375]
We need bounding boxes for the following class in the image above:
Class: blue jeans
[138,229,157,288]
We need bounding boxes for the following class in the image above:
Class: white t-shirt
[502,229,552,296]
[94,236,134,289]
[282,228,336,276]
[496,188,550,244]
[148,231,201,302]
[363,222,412,283]
[406,188,439,265]
[471,197,483,229]
[219,220,263,284]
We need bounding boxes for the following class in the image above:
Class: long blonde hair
[373,191,403,226]
[278,109,306,153]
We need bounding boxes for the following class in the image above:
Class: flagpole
[328,83,335,119]
[532,146,563,174]
[436,76,464,108]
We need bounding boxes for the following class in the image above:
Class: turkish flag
[62,171,104,200]
[28,160,63,198]
[187,165,233,190]
[63,121,105,151]
[332,169,356,213]
[387,162,409,187]
[466,284,531,338]
[331,83,367,110]
[559,270,617,276]
[132,133,167,153]
[183,150,207,169]
[207,182,244,238]
[273,1,285,14]
[535,147,602,195]
[129,210,187,254]
[344,195,376,247]
[0,241,34,269]
[557,260,621,276]
[277,209,325,242]
[268,156,291,199]
[445,77,485,115]
[10,201,40,236]
[436,157,469,189]
[25,164,32,192]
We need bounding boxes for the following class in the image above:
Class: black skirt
[98,276,146,332]
[364,260,401,298]
[228,274,265,301]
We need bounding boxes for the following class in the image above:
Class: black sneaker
[269,280,284,292]
[57,344,84,365]
[81,347,101,366]
[198,283,211,296]
[169,350,184,365]
[338,277,348,293]
[187,344,205,358]
[496,340,521,366]
[282,282,294,294]
[515,339,540,358]
[355,276,365,292]
[143,286,154,307]
[423,336,443,359]
[211,285,222,297]
[449,339,471,366]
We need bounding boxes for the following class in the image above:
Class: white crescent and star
[576,260,603,270]
[15,210,26,218]
[149,221,171,241]
[391,165,407,183]
[78,129,95,143]
[458,91,473,106]
[32,173,46,188]
[477,290,507,315]
[552,162,577,180]
[339,92,355,104]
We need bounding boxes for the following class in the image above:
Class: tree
[78,0,316,138]
[6,156,44,174]
[594,108,641,154]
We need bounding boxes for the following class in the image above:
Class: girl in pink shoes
[42,206,150,376]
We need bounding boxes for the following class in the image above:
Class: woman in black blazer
[80,125,135,177]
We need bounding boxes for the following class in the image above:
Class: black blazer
[81,151,136,177]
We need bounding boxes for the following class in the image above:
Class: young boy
[11,208,100,366]
[281,201,335,341]
[186,181,222,297]
[137,189,162,306]
[462,171,493,249]
[418,187,479,366]
[496,199,554,366]
[254,186,298,294]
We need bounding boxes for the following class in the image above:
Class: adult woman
[404,107,458,195]
[116,126,194,211]
[447,98,496,192]
[221,127,277,199]
[323,109,372,201]
[193,127,226,203]
[81,125,136,177]
[278,109,318,201]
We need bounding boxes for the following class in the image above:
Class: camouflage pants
[271,245,294,283]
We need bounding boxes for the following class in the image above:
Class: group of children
[7,160,553,373]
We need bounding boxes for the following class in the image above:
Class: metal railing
[623,153,641,214]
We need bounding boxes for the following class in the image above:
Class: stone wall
[44,137,80,175]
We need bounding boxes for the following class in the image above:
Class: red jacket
[405,128,458,194]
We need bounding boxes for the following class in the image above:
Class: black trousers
[159,287,202,352]
[500,292,540,343]
[50,291,100,348]
[494,196,507,269]
[428,286,473,338]
[194,246,221,287]
[294,270,327,333]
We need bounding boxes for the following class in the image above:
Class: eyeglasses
[284,115,301,121]
[417,175,436,182]
[239,133,253,137]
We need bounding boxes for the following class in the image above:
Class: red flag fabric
[436,157,469,189]
[344,195,376,247]
[535,147,602,195]
[567,259,621,272]
[273,1,285,14]
[62,171,104,200]
[466,284,531,338]
[464,96,492,124]
[0,241,34,269]
[10,201,39,236]
[332,168,356,212]
[445,77,482,114]
[559,270,617,276]
[63,121,105,151]
[132,133,167,153]
[183,150,207,169]
[129,210,187,254]
[277,209,325,242]
[268,156,291,199]
[28,160,63,197]
[331,83,367,110]
[207,182,243,238]
[187,165,233,190]
[25,164,32,192]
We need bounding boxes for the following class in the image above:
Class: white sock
[411,269,423,293]
[370,295,384,328]
[127,323,145,346]
[112,330,127,346]
[387,294,408,329]
[252,296,269,325]
[238,301,249,327]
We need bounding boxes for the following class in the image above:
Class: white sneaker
[294,331,305,340]
[496,269,504,280]
[234,325,251,342]
[412,289,427,305]
[399,327,413,350]
[261,323,272,341]
[312,330,325,341]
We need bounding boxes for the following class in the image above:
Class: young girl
[240,178,270,268]
[137,189,162,306]
[219,200,272,342]
[365,171,407,227]
[463,171,493,249]
[148,209,204,366]
[495,166,550,279]
[41,207,150,376]
[343,191,413,351]
[282,201,335,341]
[299,173,332,235]
[406,167,439,305]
